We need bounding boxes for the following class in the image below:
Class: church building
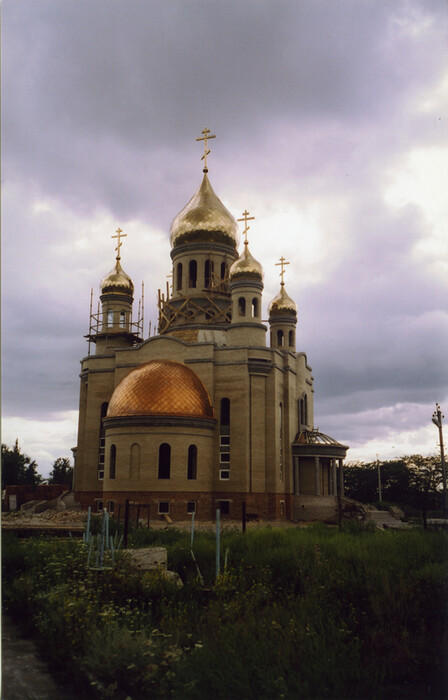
[73,130,348,521]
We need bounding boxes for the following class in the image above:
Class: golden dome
[170,173,239,249]
[107,360,214,419]
[100,259,134,296]
[229,244,263,282]
[268,285,298,317]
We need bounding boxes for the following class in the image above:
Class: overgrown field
[3,523,447,699]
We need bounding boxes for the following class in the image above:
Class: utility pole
[432,403,447,518]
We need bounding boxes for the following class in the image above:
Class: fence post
[242,500,246,534]
[216,508,221,581]
[123,499,130,548]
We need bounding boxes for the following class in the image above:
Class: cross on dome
[111,227,127,261]
[237,210,255,245]
[275,256,290,285]
[196,127,216,173]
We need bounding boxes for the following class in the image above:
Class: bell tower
[86,228,143,354]
[268,257,298,351]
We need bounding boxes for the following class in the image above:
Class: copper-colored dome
[107,360,214,419]
[170,173,239,249]
[101,259,134,296]
[268,285,298,317]
[229,244,263,282]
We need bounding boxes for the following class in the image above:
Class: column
[314,456,320,496]
[332,459,337,495]
[293,456,300,495]
[339,459,344,497]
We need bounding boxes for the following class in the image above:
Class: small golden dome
[229,244,263,282]
[100,259,134,296]
[107,360,214,419]
[170,174,239,249]
[268,285,298,317]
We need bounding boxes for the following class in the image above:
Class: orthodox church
[73,130,348,521]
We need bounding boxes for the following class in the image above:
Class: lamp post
[376,454,382,503]
[432,403,447,518]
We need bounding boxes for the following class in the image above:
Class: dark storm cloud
[2,0,447,465]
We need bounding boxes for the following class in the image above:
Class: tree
[1,440,43,488]
[48,458,73,488]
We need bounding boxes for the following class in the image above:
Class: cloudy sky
[3,0,447,477]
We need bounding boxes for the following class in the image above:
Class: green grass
[2,525,447,699]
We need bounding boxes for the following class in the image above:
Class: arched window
[220,262,227,280]
[109,445,116,479]
[130,443,140,479]
[189,260,197,288]
[288,330,294,347]
[107,310,114,327]
[205,260,214,287]
[299,397,305,427]
[176,263,183,291]
[158,443,171,479]
[252,298,258,318]
[187,445,197,480]
[238,297,246,317]
[120,311,126,328]
[304,394,308,426]
[277,329,284,347]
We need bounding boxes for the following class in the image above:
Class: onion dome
[229,243,263,282]
[268,284,298,317]
[170,173,239,249]
[107,360,214,419]
[100,258,134,296]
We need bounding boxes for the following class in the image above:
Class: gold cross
[111,227,127,260]
[275,256,290,285]
[196,127,216,172]
[237,210,255,245]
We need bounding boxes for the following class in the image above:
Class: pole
[216,509,221,581]
[123,499,130,548]
[432,404,447,517]
[377,455,382,503]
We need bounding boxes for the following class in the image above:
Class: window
[289,330,294,347]
[277,329,284,347]
[220,399,230,434]
[187,445,197,480]
[96,500,104,512]
[205,260,214,287]
[158,443,171,479]
[130,443,140,479]
[220,453,230,463]
[176,262,183,290]
[187,501,196,514]
[252,298,258,318]
[158,501,170,514]
[120,311,126,328]
[280,500,285,516]
[189,260,197,288]
[218,500,230,515]
[220,262,227,280]
[220,470,230,480]
[108,500,115,514]
[107,310,114,326]
[109,444,116,479]
[238,297,246,317]
[220,435,230,446]
[98,470,104,480]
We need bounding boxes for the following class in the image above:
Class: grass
[2,523,447,699]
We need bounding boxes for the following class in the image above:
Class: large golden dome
[100,259,134,296]
[268,285,298,317]
[229,244,263,282]
[107,360,214,419]
[170,174,239,249]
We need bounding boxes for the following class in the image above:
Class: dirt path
[1,615,86,699]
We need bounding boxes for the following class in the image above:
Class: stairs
[365,507,409,529]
